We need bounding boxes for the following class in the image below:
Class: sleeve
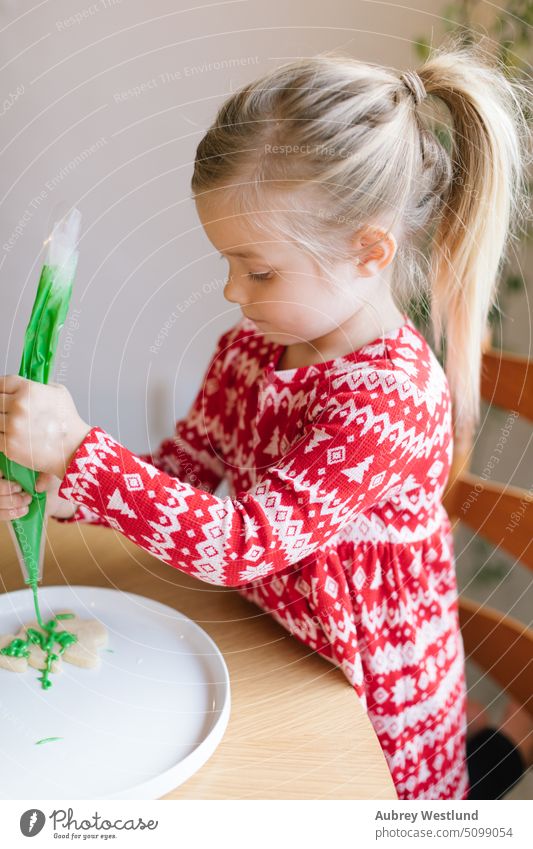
[52,328,229,526]
[55,368,429,586]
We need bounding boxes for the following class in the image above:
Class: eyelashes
[219,254,273,281]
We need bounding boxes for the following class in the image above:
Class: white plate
[0,585,231,799]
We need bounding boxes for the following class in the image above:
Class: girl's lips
[245,315,273,330]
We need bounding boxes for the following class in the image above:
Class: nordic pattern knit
[55,314,469,800]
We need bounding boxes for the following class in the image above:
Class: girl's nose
[223,276,247,306]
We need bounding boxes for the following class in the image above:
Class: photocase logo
[20,809,46,837]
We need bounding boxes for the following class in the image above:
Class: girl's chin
[248,320,296,339]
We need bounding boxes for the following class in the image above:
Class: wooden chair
[443,344,533,718]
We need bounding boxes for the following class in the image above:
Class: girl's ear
[351,226,398,277]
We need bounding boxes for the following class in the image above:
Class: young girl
[0,37,530,801]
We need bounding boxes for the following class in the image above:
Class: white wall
[0,0,444,453]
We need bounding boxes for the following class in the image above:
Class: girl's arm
[55,367,443,586]
[52,329,229,526]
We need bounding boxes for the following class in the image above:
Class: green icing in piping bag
[0,209,81,686]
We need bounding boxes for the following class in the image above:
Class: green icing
[30,581,45,630]
[0,261,77,589]
[0,211,81,691]
[0,613,78,689]
[35,737,63,745]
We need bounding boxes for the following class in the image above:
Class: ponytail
[418,36,532,440]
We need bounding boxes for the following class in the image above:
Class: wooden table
[0,519,397,800]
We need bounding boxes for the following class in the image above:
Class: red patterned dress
[54,314,469,800]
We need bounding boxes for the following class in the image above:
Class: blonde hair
[191,34,532,439]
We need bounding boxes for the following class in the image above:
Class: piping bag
[0,208,81,630]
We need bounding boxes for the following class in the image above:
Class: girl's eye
[218,255,273,281]
[248,272,273,281]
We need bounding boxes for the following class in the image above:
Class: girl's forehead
[195,195,315,264]
[196,197,266,237]
[198,210,293,257]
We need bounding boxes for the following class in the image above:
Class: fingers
[35,472,57,493]
[0,494,32,519]
[0,375,19,394]
[0,470,22,494]
[0,469,32,520]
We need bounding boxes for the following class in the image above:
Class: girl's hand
[0,375,92,480]
[0,469,78,522]
[37,471,79,519]
[0,468,33,521]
